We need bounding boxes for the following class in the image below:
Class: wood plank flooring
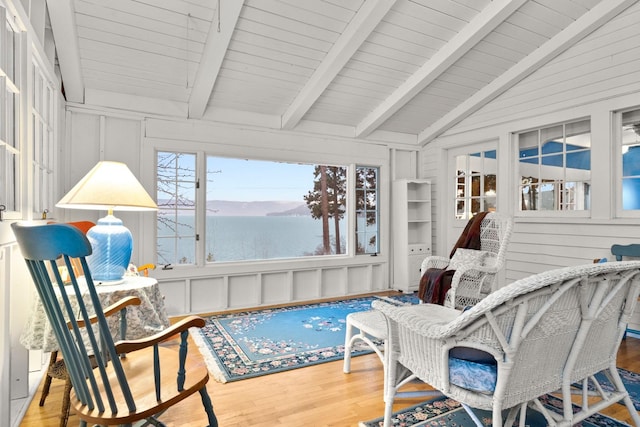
[19,317,640,426]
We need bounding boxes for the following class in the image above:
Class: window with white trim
[355,166,379,254]
[518,119,591,212]
[0,13,20,217]
[156,151,379,266]
[621,108,640,210]
[32,60,56,217]
[156,152,197,265]
[454,149,497,220]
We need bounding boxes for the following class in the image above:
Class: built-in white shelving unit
[392,179,432,292]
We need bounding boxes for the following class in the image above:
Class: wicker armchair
[373,261,640,427]
[422,212,513,309]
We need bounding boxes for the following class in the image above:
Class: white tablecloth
[20,276,170,352]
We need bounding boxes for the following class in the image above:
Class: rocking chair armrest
[70,296,142,329]
[114,315,205,354]
[453,262,499,276]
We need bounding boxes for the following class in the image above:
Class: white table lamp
[56,161,157,281]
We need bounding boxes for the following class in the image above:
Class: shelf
[393,179,432,292]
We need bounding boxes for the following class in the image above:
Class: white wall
[61,109,420,315]
[422,2,640,327]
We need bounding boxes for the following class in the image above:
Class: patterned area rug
[192,294,418,383]
[588,368,640,410]
[360,369,640,427]
[360,393,633,427]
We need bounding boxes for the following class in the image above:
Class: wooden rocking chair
[12,222,217,427]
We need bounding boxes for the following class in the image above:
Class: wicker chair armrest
[453,262,499,276]
[70,296,142,329]
[114,315,205,354]
[421,255,450,272]
[372,300,461,339]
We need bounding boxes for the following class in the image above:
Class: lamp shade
[57,161,157,211]
[56,161,157,281]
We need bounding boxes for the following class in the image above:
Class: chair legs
[39,351,58,406]
[60,379,72,427]
[342,310,387,374]
[38,351,73,427]
[199,386,218,427]
[606,366,640,426]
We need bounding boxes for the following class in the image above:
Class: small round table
[20,276,170,352]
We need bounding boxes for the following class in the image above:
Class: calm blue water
[158,216,347,264]
[207,216,345,261]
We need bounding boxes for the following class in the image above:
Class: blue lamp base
[86,214,133,281]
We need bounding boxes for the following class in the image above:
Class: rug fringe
[191,326,229,384]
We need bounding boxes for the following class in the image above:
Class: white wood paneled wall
[423,0,640,329]
[62,109,407,315]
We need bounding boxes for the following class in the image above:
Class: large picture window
[204,157,347,262]
[518,119,591,212]
[156,152,379,265]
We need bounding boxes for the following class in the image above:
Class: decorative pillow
[449,356,497,393]
[447,248,490,270]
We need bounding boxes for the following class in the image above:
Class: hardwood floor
[19,328,640,426]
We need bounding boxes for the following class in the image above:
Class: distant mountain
[266,203,311,216]
[206,200,310,217]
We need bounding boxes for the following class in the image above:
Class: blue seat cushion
[449,347,497,393]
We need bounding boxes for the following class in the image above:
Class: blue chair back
[12,222,136,415]
[611,244,640,261]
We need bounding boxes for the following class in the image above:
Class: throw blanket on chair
[418,211,489,304]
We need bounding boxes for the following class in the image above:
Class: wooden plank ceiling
[46,0,637,146]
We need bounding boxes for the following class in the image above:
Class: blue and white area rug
[360,369,640,427]
[360,393,633,427]
[192,294,418,383]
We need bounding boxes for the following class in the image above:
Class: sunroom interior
[3,0,640,425]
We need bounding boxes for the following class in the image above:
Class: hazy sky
[207,157,316,202]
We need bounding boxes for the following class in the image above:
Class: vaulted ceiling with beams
[46,0,636,146]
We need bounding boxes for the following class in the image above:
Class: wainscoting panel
[321,267,346,296]
[293,269,322,301]
[228,275,260,309]
[190,277,227,314]
[158,260,389,316]
[346,265,372,294]
[261,272,291,305]
[158,280,189,315]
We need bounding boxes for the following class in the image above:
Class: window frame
[153,149,383,269]
[156,151,199,267]
[514,118,591,218]
[615,106,640,218]
[30,57,57,218]
[448,140,499,223]
[354,165,380,255]
[0,10,22,220]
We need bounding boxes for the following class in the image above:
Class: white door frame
[445,140,500,253]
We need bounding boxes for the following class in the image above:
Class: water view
[157,216,346,264]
